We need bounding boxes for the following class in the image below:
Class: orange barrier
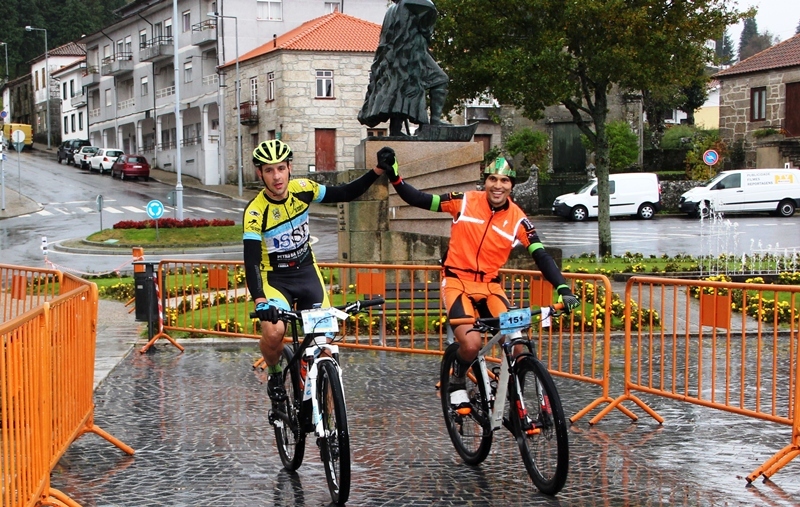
[0,263,61,322]
[1,306,55,506]
[48,275,134,466]
[150,260,621,421]
[590,275,800,482]
[1,268,133,507]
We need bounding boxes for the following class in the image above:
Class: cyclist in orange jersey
[374,147,580,408]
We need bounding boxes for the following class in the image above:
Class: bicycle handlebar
[249,298,386,321]
[448,303,565,329]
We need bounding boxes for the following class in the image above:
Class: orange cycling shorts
[442,277,511,323]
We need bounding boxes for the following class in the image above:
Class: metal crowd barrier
[1,267,133,507]
[146,260,618,421]
[0,263,61,322]
[590,275,799,482]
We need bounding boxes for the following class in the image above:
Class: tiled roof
[222,12,381,68]
[29,41,86,64]
[715,34,800,78]
[50,41,87,57]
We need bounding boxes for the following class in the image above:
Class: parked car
[57,139,90,165]
[74,146,99,169]
[679,168,800,218]
[90,149,125,174]
[110,154,151,181]
[552,172,662,221]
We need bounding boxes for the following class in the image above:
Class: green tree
[739,31,778,60]
[432,0,748,256]
[605,121,639,172]
[714,29,735,65]
[738,17,759,60]
[504,127,549,181]
[0,0,124,80]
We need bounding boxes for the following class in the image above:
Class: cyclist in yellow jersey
[244,139,386,403]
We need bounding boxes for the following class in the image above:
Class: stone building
[715,34,800,169]
[218,11,381,180]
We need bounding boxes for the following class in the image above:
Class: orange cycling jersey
[439,191,541,282]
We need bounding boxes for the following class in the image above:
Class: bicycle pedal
[456,406,472,416]
[525,427,541,436]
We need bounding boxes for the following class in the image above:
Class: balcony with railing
[202,74,219,87]
[118,98,135,110]
[101,53,134,76]
[156,86,176,99]
[181,136,202,146]
[82,65,101,87]
[140,37,174,62]
[71,92,87,109]
[191,20,217,46]
[239,101,258,125]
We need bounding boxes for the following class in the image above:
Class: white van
[552,172,662,221]
[679,168,800,218]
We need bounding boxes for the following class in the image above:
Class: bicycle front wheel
[440,343,493,465]
[512,356,569,495]
[316,360,351,505]
[274,345,306,471]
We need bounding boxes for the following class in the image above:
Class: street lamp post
[25,26,51,150]
[209,12,242,197]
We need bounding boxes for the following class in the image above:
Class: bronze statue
[358,0,449,137]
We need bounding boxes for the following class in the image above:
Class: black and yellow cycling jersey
[244,179,322,271]
[243,170,380,304]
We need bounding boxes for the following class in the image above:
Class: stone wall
[226,50,375,186]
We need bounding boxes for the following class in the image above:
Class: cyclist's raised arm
[373,146,449,212]
[317,168,381,203]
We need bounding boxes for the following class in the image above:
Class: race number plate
[499,308,531,333]
[301,308,339,334]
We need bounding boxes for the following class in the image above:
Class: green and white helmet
[484,156,516,183]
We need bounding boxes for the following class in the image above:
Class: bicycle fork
[304,349,344,439]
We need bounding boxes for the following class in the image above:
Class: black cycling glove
[376,147,400,182]
[255,302,280,324]
[556,285,580,313]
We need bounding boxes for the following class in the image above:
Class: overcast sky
[727,0,800,54]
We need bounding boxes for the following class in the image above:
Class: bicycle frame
[474,329,528,432]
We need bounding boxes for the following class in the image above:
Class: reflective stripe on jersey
[440,191,533,281]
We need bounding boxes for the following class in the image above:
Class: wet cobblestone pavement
[52,343,800,506]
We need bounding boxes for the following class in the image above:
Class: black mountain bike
[440,304,569,495]
[254,298,384,505]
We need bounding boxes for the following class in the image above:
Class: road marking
[36,209,53,216]
[210,207,238,214]
[54,208,71,215]
[187,206,214,213]
[78,207,94,213]
[122,206,146,213]
[103,207,124,214]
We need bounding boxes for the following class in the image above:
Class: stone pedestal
[337,139,483,264]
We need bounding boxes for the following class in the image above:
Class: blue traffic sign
[146,199,165,219]
[703,149,719,166]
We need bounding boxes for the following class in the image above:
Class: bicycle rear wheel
[316,359,351,505]
[512,356,569,495]
[440,343,493,465]
[273,345,306,471]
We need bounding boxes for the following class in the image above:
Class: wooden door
[315,129,336,171]
[785,82,800,137]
